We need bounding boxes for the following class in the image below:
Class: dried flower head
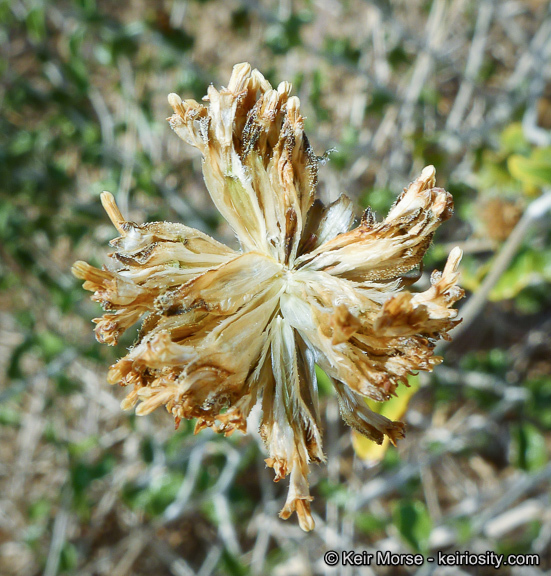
[73,63,463,531]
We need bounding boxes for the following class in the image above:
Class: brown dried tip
[73,63,463,531]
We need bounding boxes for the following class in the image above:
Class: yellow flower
[73,63,463,531]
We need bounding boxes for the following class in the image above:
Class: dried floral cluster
[73,63,463,531]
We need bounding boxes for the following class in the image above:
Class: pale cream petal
[333,379,405,445]
[283,250,463,402]
[279,459,315,532]
[411,246,464,316]
[295,166,453,282]
[92,310,144,346]
[168,63,318,262]
[264,96,317,265]
[281,286,394,400]
[158,252,283,316]
[135,387,177,416]
[201,150,271,254]
[167,93,209,152]
[299,195,355,254]
[109,220,234,257]
[116,281,282,426]
[72,261,145,306]
[259,318,324,531]
[72,193,237,346]
[168,63,274,254]
[374,247,464,339]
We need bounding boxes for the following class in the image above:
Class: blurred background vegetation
[1,0,551,574]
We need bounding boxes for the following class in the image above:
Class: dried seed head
[73,63,463,531]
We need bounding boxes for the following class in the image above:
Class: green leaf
[219,549,249,576]
[26,7,46,42]
[0,406,21,426]
[510,423,547,472]
[360,187,396,215]
[490,249,550,301]
[324,37,361,65]
[140,437,155,463]
[265,12,312,55]
[28,499,51,521]
[68,436,99,458]
[464,248,551,302]
[508,148,551,188]
[499,123,530,156]
[355,512,387,535]
[36,331,65,361]
[146,474,183,516]
[318,479,349,506]
[315,365,332,397]
[70,453,115,495]
[526,377,551,428]
[59,542,79,572]
[8,131,34,156]
[451,517,473,544]
[123,472,185,517]
[392,499,432,553]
